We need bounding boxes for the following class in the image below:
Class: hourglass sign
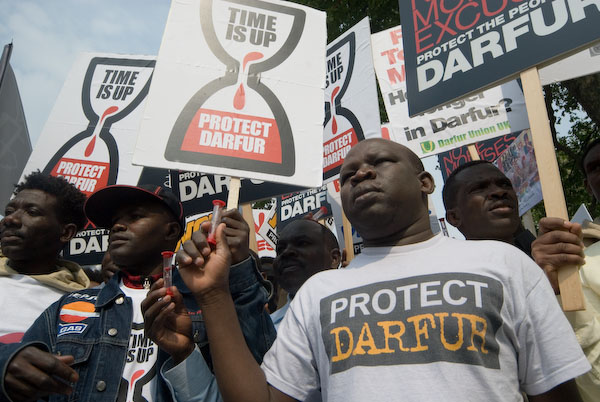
[43,57,155,195]
[165,0,306,177]
[323,32,365,181]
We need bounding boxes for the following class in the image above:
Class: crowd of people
[0,138,598,401]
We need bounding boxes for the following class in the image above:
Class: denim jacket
[0,257,276,402]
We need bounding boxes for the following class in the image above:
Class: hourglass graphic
[43,57,155,194]
[323,32,364,181]
[165,0,306,176]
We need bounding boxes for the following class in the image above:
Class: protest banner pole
[520,66,584,311]
[342,211,354,262]
[241,203,258,253]
[227,177,241,210]
[467,145,480,161]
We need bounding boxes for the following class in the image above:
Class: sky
[0,0,171,146]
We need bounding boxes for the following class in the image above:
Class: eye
[4,207,14,216]
[27,208,42,216]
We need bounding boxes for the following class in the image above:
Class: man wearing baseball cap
[0,184,275,402]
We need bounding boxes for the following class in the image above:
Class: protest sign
[171,170,305,217]
[437,132,519,181]
[372,25,529,158]
[326,179,364,255]
[254,203,277,257]
[276,185,332,231]
[323,17,381,182]
[399,0,600,115]
[134,0,326,188]
[493,129,542,215]
[539,42,600,85]
[19,53,161,266]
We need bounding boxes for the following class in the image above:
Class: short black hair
[580,138,600,177]
[442,160,493,210]
[14,171,87,231]
[283,219,339,252]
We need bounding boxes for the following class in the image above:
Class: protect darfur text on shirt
[320,272,504,374]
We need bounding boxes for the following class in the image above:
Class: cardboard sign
[493,129,542,215]
[372,25,529,158]
[134,0,326,188]
[326,179,364,254]
[254,204,277,257]
[437,132,519,181]
[276,185,332,231]
[323,17,381,182]
[399,0,600,115]
[19,53,163,266]
[171,170,305,217]
[540,42,600,85]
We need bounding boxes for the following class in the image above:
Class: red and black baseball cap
[85,184,184,234]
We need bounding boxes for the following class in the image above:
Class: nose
[110,220,127,234]
[488,183,509,199]
[350,164,376,185]
[2,210,22,227]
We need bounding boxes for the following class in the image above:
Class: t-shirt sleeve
[517,268,591,395]
[261,295,319,401]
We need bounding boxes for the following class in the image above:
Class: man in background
[0,171,89,343]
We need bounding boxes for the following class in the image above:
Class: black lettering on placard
[96,69,139,101]
[225,7,277,47]
[325,52,344,88]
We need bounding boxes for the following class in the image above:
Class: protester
[442,160,536,256]
[176,138,589,401]
[531,139,600,401]
[0,184,275,402]
[270,219,340,329]
[0,172,89,344]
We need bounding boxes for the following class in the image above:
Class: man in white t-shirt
[177,138,590,401]
[0,172,89,343]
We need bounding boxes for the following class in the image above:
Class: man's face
[339,139,429,242]
[584,144,600,202]
[0,189,65,264]
[447,164,520,242]
[273,220,332,296]
[108,201,175,271]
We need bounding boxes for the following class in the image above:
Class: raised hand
[141,278,194,365]
[532,217,585,294]
[4,346,78,401]
[177,222,232,306]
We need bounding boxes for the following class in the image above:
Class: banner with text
[398,0,600,115]
[276,186,332,231]
[19,53,164,266]
[134,0,326,188]
[372,25,529,158]
[323,17,381,182]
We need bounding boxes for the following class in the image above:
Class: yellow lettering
[331,326,354,362]
[457,313,488,354]
[353,322,386,356]
[377,321,409,352]
[435,313,464,351]
[407,314,436,352]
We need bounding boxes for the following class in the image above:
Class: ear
[446,209,461,228]
[59,223,78,243]
[165,222,182,242]
[329,248,342,269]
[418,171,435,195]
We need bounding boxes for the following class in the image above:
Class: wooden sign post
[342,211,355,263]
[520,67,584,311]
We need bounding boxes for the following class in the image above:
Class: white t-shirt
[0,275,65,343]
[262,235,591,402]
[118,282,158,402]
